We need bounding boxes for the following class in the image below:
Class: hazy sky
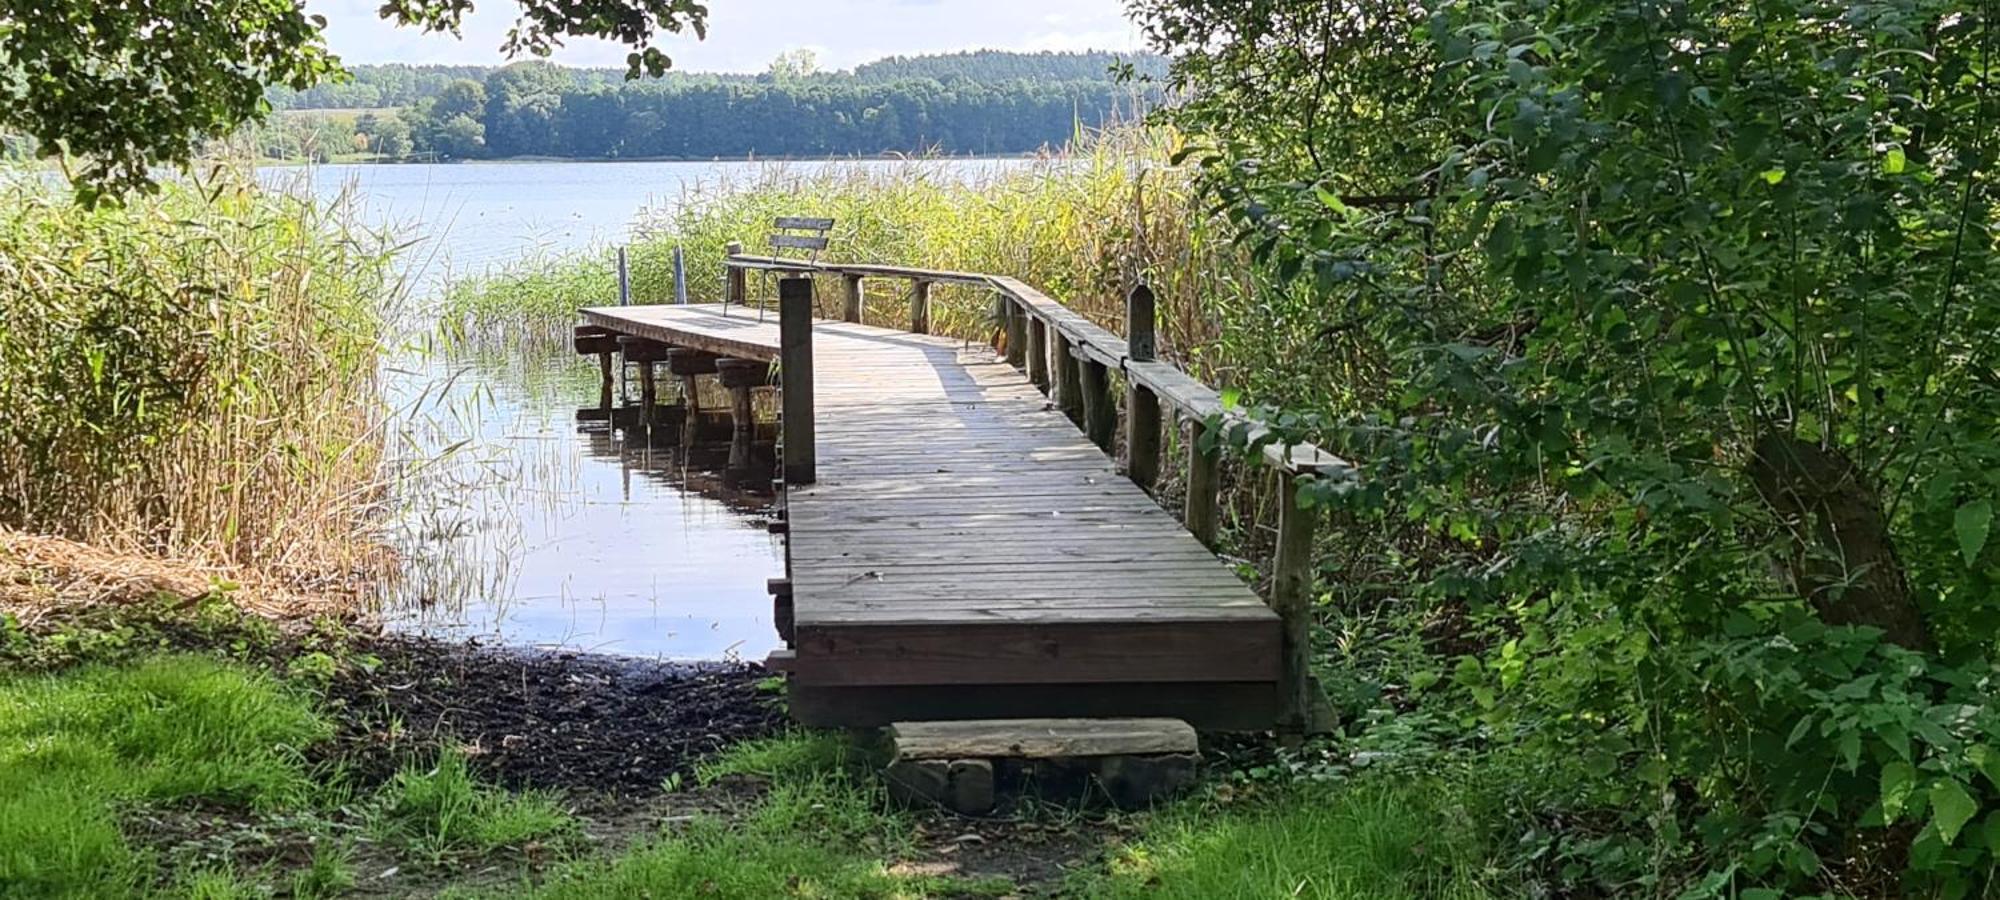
[304,0,1147,72]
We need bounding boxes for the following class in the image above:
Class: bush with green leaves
[1137,0,2000,893]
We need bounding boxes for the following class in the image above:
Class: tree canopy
[0,0,706,202]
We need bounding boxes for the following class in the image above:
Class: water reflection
[379,343,784,660]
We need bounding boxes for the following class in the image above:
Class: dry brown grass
[0,526,367,627]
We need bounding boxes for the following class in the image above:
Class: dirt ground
[3,601,1130,896]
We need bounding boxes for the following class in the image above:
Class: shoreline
[254,152,1051,168]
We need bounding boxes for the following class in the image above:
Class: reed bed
[0,164,405,589]
[440,127,1257,378]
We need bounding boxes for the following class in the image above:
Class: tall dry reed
[0,164,405,587]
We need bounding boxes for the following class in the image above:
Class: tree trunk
[1747,433,1930,650]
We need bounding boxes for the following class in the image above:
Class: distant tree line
[260,51,1162,161]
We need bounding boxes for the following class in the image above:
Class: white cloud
[306,0,1145,72]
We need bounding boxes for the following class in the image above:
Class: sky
[303,0,1147,72]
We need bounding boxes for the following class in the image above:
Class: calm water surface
[274,159,1025,658]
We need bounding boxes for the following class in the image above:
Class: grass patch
[520,819,937,900]
[1083,775,1511,899]
[0,655,329,898]
[525,730,1004,899]
[368,748,575,860]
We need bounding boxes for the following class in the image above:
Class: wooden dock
[579,254,1344,732]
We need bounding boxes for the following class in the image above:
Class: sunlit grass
[0,655,330,898]
[368,748,576,861]
[1083,777,1511,899]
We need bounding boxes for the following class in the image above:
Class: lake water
[275,159,1026,659]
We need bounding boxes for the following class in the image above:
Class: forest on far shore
[256,50,1165,162]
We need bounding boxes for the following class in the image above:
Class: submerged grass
[0,162,405,588]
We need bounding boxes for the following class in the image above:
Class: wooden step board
[890,718,1198,760]
[581,304,1282,730]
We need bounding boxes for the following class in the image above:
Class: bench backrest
[768,216,833,263]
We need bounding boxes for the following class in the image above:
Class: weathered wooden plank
[769,233,831,251]
[788,620,1279,686]
[890,718,1197,760]
[773,216,836,231]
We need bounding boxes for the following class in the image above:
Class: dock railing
[726,246,1348,735]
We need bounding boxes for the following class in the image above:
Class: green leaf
[1882,761,1917,819]
[1759,168,1786,185]
[1882,147,1908,174]
[1930,779,1978,845]
[1956,500,1992,565]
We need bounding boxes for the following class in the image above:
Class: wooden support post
[767,578,794,645]
[597,352,614,412]
[724,241,747,307]
[1271,470,1319,742]
[1004,297,1027,369]
[779,276,816,485]
[666,348,717,437]
[1184,416,1221,549]
[910,279,932,334]
[638,361,659,433]
[716,359,764,472]
[1078,351,1115,453]
[1027,316,1049,393]
[842,274,866,323]
[1124,285,1161,491]
[1054,333,1083,426]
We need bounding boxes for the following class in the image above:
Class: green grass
[518,730,1007,899]
[1083,776,1510,900]
[0,655,329,899]
[368,748,576,860]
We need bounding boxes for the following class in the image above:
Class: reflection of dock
[573,422,775,519]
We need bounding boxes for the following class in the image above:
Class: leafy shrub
[1137,0,2000,892]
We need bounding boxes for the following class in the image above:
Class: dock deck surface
[582,304,1280,728]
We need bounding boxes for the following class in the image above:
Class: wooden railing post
[1272,468,1318,741]
[842,273,866,323]
[910,279,931,334]
[1004,297,1027,369]
[1124,285,1161,491]
[724,242,747,307]
[1054,333,1083,426]
[1027,317,1050,393]
[779,276,816,484]
[1078,349,1115,452]
[1184,416,1220,548]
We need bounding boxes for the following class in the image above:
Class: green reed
[0,163,406,582]
[439,126,1254,376]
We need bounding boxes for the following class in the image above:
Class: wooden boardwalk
[582,303,1283,729]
